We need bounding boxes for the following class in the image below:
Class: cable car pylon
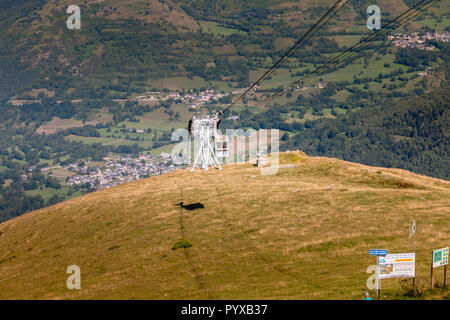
[189,112,228,171]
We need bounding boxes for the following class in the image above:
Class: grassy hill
[0,151,449,299]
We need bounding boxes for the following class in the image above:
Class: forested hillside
[290,89,450,179]
[1,0,446,103]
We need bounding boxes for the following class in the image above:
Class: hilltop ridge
[0,151,449,299]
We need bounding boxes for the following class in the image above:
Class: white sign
[379,253,415,279]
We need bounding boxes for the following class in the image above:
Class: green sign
[432,247,449,268]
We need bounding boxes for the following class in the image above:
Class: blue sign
[369,249,388,256]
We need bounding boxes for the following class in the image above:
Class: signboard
[379,253,415,279]
[370,249,388,256]
[432,247,449,268]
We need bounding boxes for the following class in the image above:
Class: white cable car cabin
[214,134,229,158]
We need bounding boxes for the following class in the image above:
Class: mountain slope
[1,0,433,101]
[289,89,450,180]
[0,151,449,299]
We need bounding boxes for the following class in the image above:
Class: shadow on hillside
[177,202,205,210]
[177,200,212,298]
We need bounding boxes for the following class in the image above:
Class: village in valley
[122,89,232,110]
[65,153,179,190]
[388,31,450,51]
[25,89,235,193]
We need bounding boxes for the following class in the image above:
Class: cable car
[214,134,229,158]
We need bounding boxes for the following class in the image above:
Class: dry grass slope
[0,151,449,299]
